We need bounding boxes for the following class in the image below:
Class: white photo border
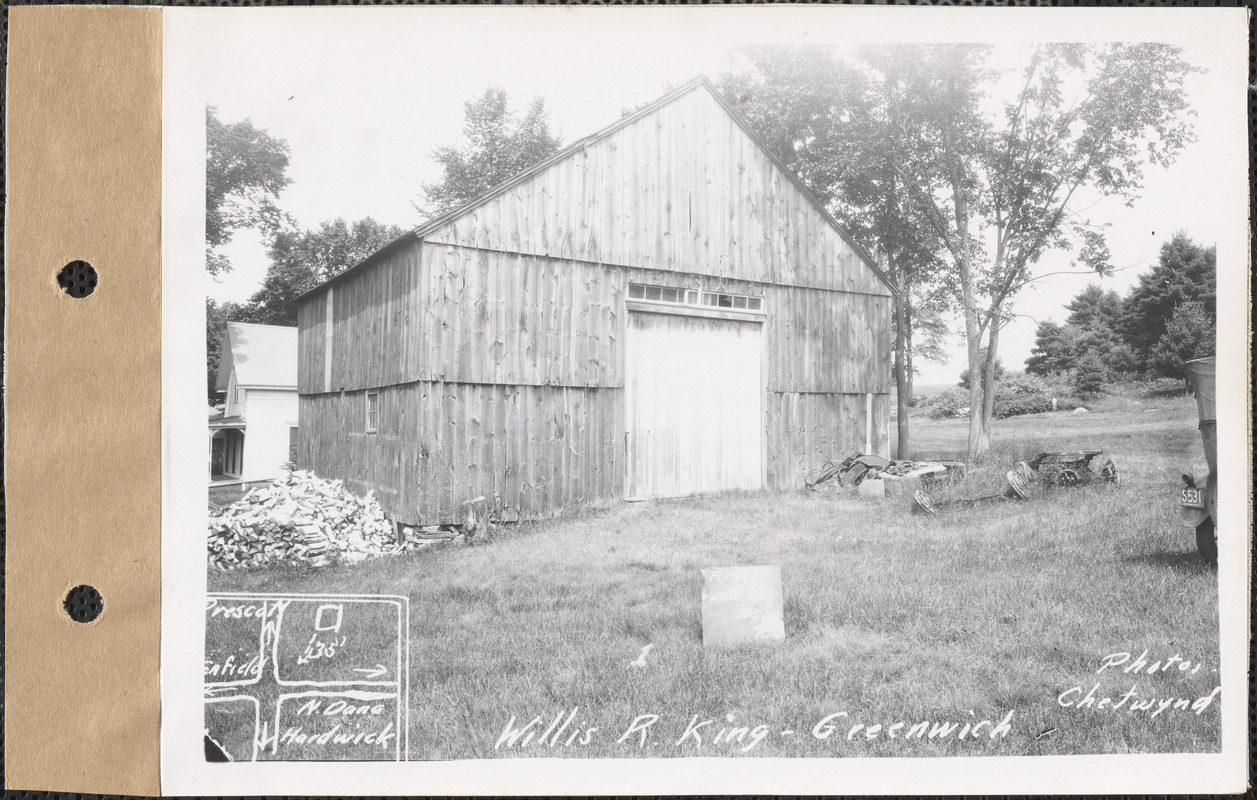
[162,6,1251,794]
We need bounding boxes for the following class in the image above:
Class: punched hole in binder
[57,260,98,297]
[64,584,104,623]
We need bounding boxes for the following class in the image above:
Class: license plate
[1181,487,1205,509]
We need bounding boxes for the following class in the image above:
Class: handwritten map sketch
[204,593,409,761]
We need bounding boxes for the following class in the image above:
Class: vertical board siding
[296,291,327,394]
[303,243,623,394]
[299,383,624,525]
[423,86,890,297]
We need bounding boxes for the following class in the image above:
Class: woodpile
[208,470,431,570]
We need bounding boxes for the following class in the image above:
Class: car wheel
[1195,517,1217,565]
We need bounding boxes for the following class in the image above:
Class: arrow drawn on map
[204,685,239,696]
[353,664,389,679]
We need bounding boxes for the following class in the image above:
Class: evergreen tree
[1120,232,1216,367]
[1148,300,1216,379]
[1025,321,1073,376]
[1071,351,1109,398]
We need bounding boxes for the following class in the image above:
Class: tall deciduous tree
[418,89,562,218]
[719,46,950,458]
[207,218,403,398]
[882,43,1197,460]
[206,106,293,276]
[242,217,405,326]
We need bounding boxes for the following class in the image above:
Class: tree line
[1026,232,1216,386]
[209,44,1201,467]
[204,94,562,398]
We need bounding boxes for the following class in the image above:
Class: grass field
[209,388,1221,759]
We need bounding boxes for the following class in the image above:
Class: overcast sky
[175,7,1244,385]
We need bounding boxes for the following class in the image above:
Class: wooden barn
[295,78,893,525]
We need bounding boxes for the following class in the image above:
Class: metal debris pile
[1017,451,1118,487]
[208,470,422,570]
[805,453,960,491]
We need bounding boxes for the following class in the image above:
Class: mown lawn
[209,389,1220,759]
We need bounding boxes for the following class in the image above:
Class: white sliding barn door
[626,312,763,499]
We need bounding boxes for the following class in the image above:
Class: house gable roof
[298,77,894,301]
[214,322,298,391]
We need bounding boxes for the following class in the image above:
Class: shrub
[922,386,970,419]
[993,392,1053,419]
[919,372,1086,420]
[957,349,1005,389]
[992,372,1052,418]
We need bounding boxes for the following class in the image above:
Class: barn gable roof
[214,322,298,391]
[298,77,894,301]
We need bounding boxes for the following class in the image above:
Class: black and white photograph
[161,6,1248,794]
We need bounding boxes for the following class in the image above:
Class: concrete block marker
[858,478,886,498]
[700,566,785,648]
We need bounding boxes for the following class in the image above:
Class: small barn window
[697,290,762,311]
[629,283,762,314]
[365,392,380,433]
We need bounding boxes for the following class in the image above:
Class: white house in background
[209,322,298,481]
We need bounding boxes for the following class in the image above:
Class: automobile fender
[1178,500,1210,528]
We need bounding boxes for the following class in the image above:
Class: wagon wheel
[1013,461,1035,485]
[1055,467,1080,487]
[1004,470,1029,500]
[805,461,842,490]
[911,490,938,515]
[1094,457,1119,485]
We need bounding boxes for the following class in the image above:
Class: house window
[628,283,763,313]
[288,426,299,463]
[365,392,380,433]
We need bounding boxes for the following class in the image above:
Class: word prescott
[495,708,1015,752]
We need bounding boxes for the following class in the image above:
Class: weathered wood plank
[421,86,888,296]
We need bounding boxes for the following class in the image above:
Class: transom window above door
[628,282,763,312]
